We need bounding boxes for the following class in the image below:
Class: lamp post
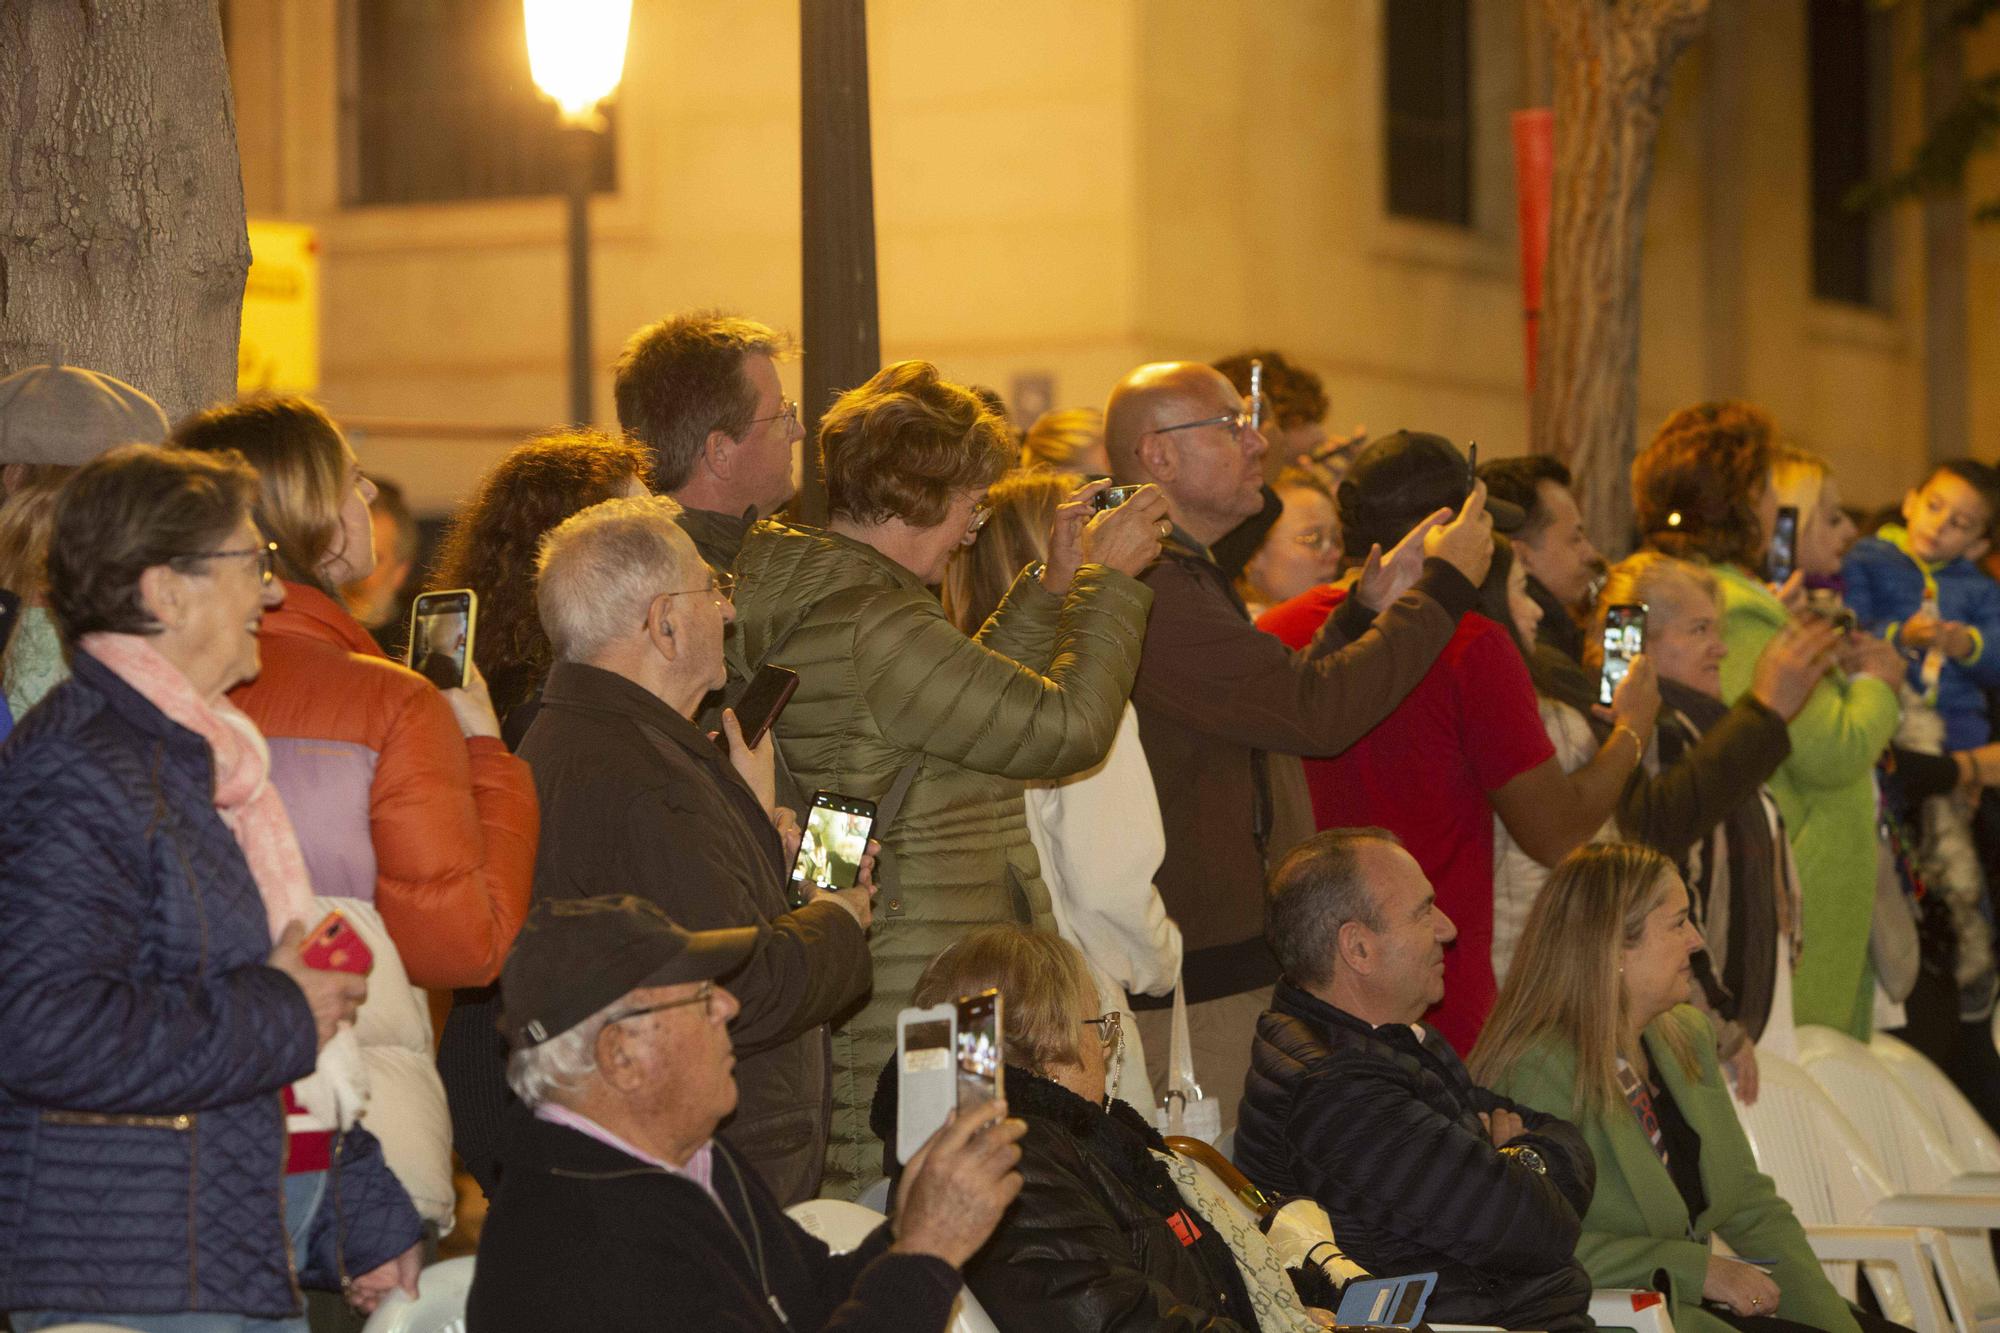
[524,0,632,426]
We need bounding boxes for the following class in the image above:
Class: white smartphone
[896,1002,957,1165]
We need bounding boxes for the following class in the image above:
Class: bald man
[1105,362,1494,1131]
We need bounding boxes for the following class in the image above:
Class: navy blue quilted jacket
[0,650,422,1318]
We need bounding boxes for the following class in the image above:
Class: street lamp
[524,0,632,425]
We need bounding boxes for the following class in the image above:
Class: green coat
[1713,564,1899,1037]
[1490,1006,1858,1333]
[732,521,1152,1196]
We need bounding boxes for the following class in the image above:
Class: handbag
[1153,976,1222,1143]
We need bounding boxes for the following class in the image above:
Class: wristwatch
[1500,1144,1548,1176]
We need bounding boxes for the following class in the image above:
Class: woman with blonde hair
[1019,406,1108,475]
[944,470,1180,1108]
[1474,843,1905,1333]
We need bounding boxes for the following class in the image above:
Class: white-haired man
[469,896,1023,1333]
[516,496,872,1204]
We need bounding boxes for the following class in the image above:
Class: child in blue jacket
[1844,459,2000,749]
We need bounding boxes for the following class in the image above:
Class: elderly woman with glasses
[0,446,423,1331]
[733,359,1171,1198]
[871,926,1338,1333]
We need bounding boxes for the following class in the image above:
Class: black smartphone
[408,589,477,691]
[1768,506,1799,585]
[954,988,1003,1113]
[1094,483,1145,512]
[1466,440,1479,490]
[722,664,799,753]
[0,589,20,658]
[788,791,878,907]
[1600,603,1647,707]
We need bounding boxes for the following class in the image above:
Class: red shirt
[1257,587,1553,1053]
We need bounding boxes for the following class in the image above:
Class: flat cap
[0,365,169,467]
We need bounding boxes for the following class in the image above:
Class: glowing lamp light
[524,0,633,124]
[1666,511,1683,527]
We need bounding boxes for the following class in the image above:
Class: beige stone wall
[224,0,1991,522]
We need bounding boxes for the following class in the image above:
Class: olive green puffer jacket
[732,521,1152,1197]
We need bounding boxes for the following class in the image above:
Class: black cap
[500,896,759,1048]
[1337,430,1528,551]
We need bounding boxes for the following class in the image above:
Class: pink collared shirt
[536,1101,716,1201]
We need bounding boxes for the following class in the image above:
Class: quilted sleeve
[0,744,319,1112]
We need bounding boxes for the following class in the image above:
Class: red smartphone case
[300,910,374,976]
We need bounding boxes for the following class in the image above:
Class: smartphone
[407,589,477,691]
[1600,603,1647,707]
[896,1002,957,1164]
[1767,505,1799,585]
[1334,1272,1437,1328]
[1094,483,1145,512]
[722,664,799,753]
[787,791,878,908]
[0,589,20,657]
[1248,358,1265,433]
[1466,440,1479,489]
[299,908,374,976]
[954,988,1004,1113]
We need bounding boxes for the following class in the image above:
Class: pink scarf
[83,633,315,942]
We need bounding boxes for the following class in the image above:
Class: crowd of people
[3,315,1999,1333]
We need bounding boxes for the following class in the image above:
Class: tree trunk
[0,0,250,425]
[798,0,880,526]
[1534,0,1709,554]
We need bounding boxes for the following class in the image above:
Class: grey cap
[500,895,759,1048]
[0,365,170,467]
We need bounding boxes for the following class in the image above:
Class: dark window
[342,0,616,207]
[1808,0,1887,307]
[1384,0,1473,226]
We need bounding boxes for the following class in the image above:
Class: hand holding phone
[789,791,878,908]
[719,664,799,755]
[1767,506,1799,586]
[1600,604,1647,707]
[408,590,477,691]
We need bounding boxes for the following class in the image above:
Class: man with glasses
[1102,361,1499,1134]
[513,496,873,1204]
[471,895,1025,1333]
[613,311,804,572]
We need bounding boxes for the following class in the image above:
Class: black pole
[799,0,880,525]
[564,124,596,426]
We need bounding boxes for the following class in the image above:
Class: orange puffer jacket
[230,582,539,989]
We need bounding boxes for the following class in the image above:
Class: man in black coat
[518,495,873,1203]
[469,896,1025,1333]
[1235,829,1598,1332]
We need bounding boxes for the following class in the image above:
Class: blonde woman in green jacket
[733,361,1168,1197]
[1633,403,1902,1038]
[1474,843,1908,1333]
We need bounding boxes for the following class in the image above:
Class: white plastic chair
[1735,1053,1959,1333]
[1588,1287,1676,1333]
[360,1254,475,1333]
[1795,1026,2000,1333]
[787,1198,1000,1333]
[1873,1033,2000,1174]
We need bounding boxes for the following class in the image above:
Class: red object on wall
[1512,108,1554,393]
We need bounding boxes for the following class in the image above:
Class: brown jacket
[1130,539,1476,1004]
[518,662,870,1204]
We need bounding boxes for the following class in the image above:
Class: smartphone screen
[1600,603,1647,707]
[409,590,475,691]
[954,988,1003,1112]
[789,791,877,905]
[1248,359,1264,433]
[1767,506,1799,585]
[896,1006,956,1164]
[728,664,799,752]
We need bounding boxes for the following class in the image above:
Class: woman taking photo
[733,359,1168,1196]
[0,446,420,1331]
[944,470,1182,1107]
[1634,402,1902,1038]
[430,429,650,743]
[1473,843,1907,1333]
[871,926,1334,1332]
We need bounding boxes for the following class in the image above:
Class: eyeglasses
[1289,530,1340,554]
[1081,1010,1123,1050]
[747,399,800,432]
[644,569,734,626]
[604,981,726,1027]
[1154,395,1269,441]
[182,541,279,586]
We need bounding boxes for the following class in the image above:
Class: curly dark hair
[1213,350,1328,430]
[1632,400,1777,571]
[431,430,649,721]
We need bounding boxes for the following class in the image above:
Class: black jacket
[870,1064,1272,1333]
[467,1114,960,1333]
[519,662,870,1202]
[1235,981,1596,1332]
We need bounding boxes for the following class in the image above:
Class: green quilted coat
[732,521,1153,1197]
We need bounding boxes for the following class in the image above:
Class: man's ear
[1336,919,1372,976]
[1137,432,1175,484]
[702,428,735,481]
[643,595,682,657]
[595,1024,650,1094]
